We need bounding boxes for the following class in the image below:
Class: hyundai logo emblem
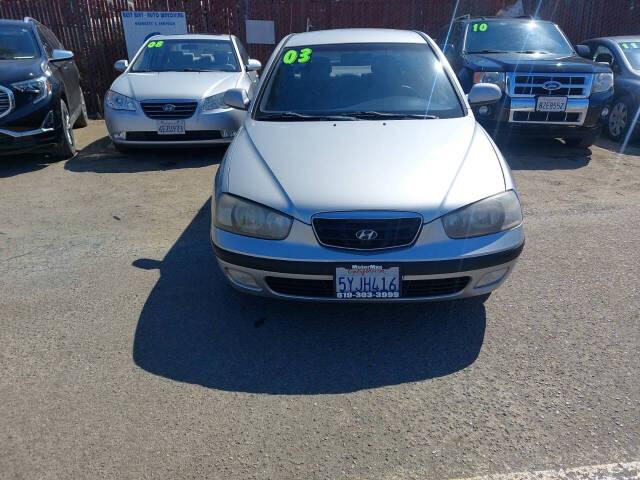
[163,104,176,112]
[355,229,378,241]
[542,80,562,91]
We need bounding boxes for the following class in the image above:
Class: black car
[581,36,640,143]
[0,17,87,159]
[437,15,614,148]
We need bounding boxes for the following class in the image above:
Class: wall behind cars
[1,0,639,115]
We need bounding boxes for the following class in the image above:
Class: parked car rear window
[257,42,464,119]
[464,21,574,55]
[0,25,39,59]
[619,41,640,70]
[131,39,240,72]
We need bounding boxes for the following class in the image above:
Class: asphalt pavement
[1,121,638,479]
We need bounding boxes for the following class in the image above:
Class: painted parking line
[455,461,640,480]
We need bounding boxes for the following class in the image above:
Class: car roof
[0,19,34,27]
[590,36,640,43]
[148,33,233,41]
[458,16,554,24]
[285,28,426,47]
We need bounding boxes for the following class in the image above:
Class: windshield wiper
[347,111,439,120]
[258,111,357,121]
[467,49,509,54]
[514,50,552,54]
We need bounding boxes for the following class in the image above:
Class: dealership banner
[121,11,188,60]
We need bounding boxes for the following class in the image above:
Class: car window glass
[618,41,640,70]
[464,21,574,55]
[131,39,240,72]
[257,42,464,119]
[236,40,249,66]
[36,26,53,57]
[0,25,40,59]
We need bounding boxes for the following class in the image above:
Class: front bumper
[211,219,525,302]
[0,95,60,155]
[474,89,612,138]
[104,103,245,147]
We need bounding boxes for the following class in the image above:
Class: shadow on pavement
[132,200,487,395]
[65,135,225,173]
[498,138,592,170]
[0,152,61,178]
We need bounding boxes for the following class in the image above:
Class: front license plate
[335,265,401,299]
[536,96,567,112]
[157,120,185,135]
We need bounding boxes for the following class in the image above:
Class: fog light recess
[601,107,610,118]
[226,268,261,290]
[476,268,509,288]
[478,105,491,116]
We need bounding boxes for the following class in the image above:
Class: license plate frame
[157,119,186,135]
[536,96,568,113]
[335,265,401,300]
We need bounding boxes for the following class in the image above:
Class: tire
[564,130,600,148]
[73,90,89,128]
[52,100,76,160]
[606,96,640,142]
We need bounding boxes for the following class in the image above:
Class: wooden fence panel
[1,0,638,115]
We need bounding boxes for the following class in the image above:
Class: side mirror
[50,49,74,61]
[223,88,250,110]
[595,53,614,66]
[114,59,129,72]
[246,58,262,71]
[468,83,502,106]
[575,44,591,58]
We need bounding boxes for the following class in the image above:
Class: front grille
[266,277,334,297]
[401,277,470,297]
[313,216,422,250]
[508,73,593,98]
[512,111,580,123]
[265,276,470,298]
[126,130,223,141]
[141,101,197,119]
[0,87,14,118]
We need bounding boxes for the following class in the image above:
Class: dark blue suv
[0,17,88,159]
[437,16,614,148]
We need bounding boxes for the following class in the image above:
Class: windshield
[0,25,39,60]
[130,39,240,72]
[619,41,640,70]
[465,21,574,55]
[256,42,464,120]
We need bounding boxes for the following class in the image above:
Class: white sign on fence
[245,19,275,44]
[121,11,188,60]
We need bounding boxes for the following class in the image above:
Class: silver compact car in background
[104,34,261,152]
[211,29,525,302]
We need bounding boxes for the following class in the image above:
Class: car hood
[465,52,611,73]
[223,115,507,224]
[0,58,44,85]
[109,71,242,100]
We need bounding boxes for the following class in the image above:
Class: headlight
[11,76,52,104]
[105,90,137,111]
[215,193,293,240]
[473,71,505,90]
[592,72,613,94]
[442,190,523,239]
[202,92,226,112]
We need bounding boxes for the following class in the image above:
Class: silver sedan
[211,28,525,302]
[104,34,260,152]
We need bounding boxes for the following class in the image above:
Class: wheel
[606,96,640,142]
[73,90,89,128]
[52,100,76,160]
[564,129,600,148]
